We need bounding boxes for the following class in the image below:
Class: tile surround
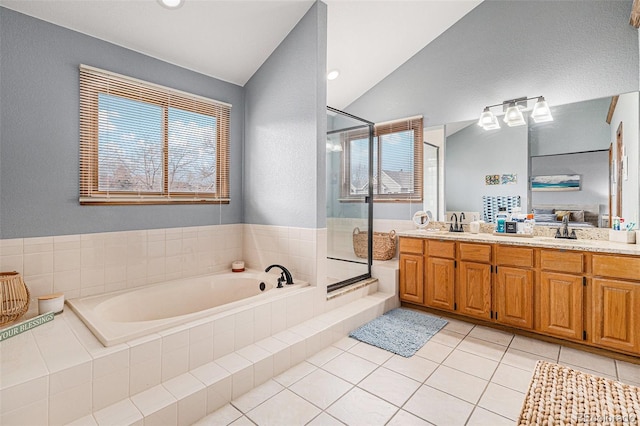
[0,281,394,425]
[0,223,327,318]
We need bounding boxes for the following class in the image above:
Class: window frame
[79,65,231,205]
[340,116,423,202]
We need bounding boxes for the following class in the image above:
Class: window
[79,65,231,205]
[341,116,423,201]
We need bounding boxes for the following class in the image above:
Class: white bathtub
[67,270,308,346]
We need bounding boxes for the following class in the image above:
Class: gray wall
[244,2,327,228]
[345,0,638,221]
[531,151,609,208]
[0,7,245,239]
[445,123,529,215]
[530,97,613,157]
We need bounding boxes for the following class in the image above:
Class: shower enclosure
[326,107,374,292]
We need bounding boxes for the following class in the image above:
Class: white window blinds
[79,65,231,204]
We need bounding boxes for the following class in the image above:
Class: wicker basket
[0,272,30,325]
[353,228,397,260]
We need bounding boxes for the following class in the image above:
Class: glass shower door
[326,107,374,291]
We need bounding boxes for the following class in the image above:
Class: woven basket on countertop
[0,271,30,325]
[353,228,397,260]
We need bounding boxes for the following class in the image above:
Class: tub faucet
[265,264,294,288]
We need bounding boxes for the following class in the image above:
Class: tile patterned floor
[195,314,640,426]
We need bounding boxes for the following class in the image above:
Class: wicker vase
[0,272,31,325]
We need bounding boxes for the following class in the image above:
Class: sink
[535,237,596,245]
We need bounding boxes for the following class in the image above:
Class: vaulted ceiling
[0,0,481,109]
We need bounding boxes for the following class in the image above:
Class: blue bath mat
[349,308,448,357]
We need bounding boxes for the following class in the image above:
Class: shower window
[341,116,424,202]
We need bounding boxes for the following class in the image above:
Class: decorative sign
[531,174,581,191]
[485,174,500,185]
[501,174,517,185]
[0,312,55,342]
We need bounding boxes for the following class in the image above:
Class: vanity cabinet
[397,235,640,357]
[398,238,424,304]
[425,241,456,311]
[495,246,534,329]
[591,255,640,353]
[537,250,584,341]
[457,243,492,320]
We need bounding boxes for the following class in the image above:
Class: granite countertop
[397,229,640,256]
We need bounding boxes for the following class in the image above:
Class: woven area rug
[348,308,447,357]
[518,361,640,425]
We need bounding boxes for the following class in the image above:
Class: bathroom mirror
[412,210,432,229]
[443,91,640,227]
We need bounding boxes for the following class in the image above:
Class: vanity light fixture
[530,96,553,123]
[503,102,526,127]
[477,107,500,130]
[158,0,184,9]
[478,95,553,130]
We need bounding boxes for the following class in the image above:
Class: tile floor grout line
[464,333,526,425]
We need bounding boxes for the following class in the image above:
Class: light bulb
[503,103,526,127]
[478,108,500,130]
[531,96,553,123]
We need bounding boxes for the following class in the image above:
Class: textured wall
[346,0,638,125]
[0,7,245,239]
[344,0,638,221]
[243,2,327,228]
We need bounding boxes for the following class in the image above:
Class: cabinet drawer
[496,245,534,268]
[593,255,640,281]
[459,243,491,263]
[399,237,424,254]
[540,250,584,274]
[427,240,455,258]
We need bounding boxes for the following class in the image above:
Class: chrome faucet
[555,215,577,239]
[265,264,294,288]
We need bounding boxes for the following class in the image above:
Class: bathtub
[67,270,308,346]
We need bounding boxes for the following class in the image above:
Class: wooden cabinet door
[426,257,455,311]
[458,261,492,320]
[495,266,533,329]
[592,278,640,353]
[539,272,583,341]
[399,253,424,304]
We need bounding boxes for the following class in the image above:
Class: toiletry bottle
[495,207,508,233]
[524,214,535,234]
[613,216,620,231]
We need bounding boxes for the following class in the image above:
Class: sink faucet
[265,264,294,288]
[449,213,458,232]
[449,213,464,232]
[562,215,569,237]
[555,215,577,239]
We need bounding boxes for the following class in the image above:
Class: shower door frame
[326,106,375,293]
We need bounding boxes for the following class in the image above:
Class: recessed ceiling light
[158,0,184,9]
[327,70,340,81]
